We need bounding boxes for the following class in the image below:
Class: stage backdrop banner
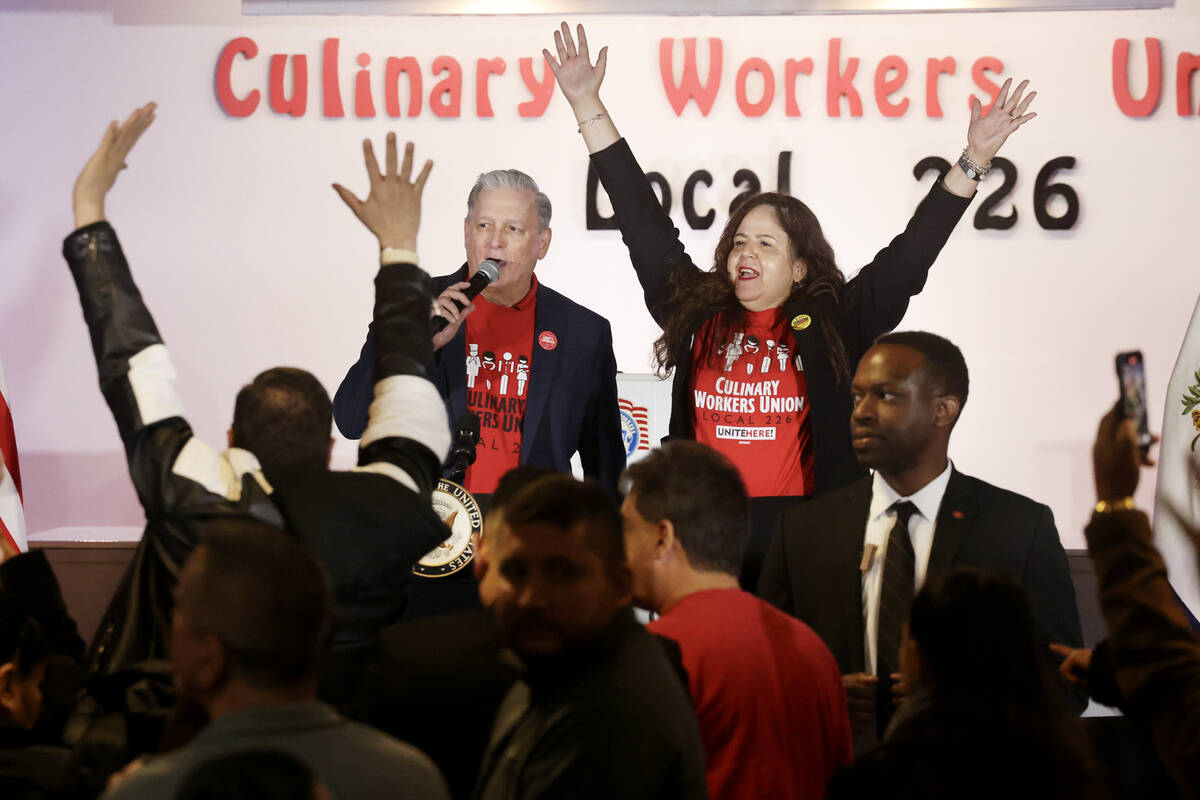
[1,1,1199,609]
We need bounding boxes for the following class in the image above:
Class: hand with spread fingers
[333,133,433,253]
[943,77,1038,197]
[73,102,157,228]
[967,77,1038,164]
[544,22,621,154]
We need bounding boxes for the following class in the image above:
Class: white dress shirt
[861,461,953,675]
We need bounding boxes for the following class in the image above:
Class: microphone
[446,411,482,485]
[431,259,501,333]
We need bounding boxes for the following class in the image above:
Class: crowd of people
[0,19,1197,800]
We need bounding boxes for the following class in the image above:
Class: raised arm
[544,22,696,326]
[334,134,451,494]
[1086,407,1200,792]
[62,103,206,516]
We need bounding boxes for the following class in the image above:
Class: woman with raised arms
[544,23,1036,584]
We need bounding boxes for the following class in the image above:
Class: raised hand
[543,21,607,108]
[73,102,157,228]
[543,22,620,154]
[967,78,1037,165]
[333,133,433,252]
[1093,402,1157,504]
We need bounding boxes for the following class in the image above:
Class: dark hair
[490,465,562,514]
[0,592,48,677]
[654,193,850,383]
[623,441,748,575]
[185,520,332,690]
[231,367,332,472]
[501,475,625,566]
[874,330,969,415]
[907,568,1094,796]
[176,750,319,800]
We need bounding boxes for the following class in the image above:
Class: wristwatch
[957,148,991,181]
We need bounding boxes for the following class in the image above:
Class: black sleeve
[355,263,451,496]
[62,222,200,519]
[588,138,701,327]
[333,324,376,440]
[1022,504,1088,713]
[837,181,971,361]
[1086,638,1126,710]
[576,319,625,498]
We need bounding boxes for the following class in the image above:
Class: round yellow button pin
[791,314,812,331]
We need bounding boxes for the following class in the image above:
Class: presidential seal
[414,479,484,578]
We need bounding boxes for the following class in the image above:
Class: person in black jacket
[544,22,1037,587]
[0,546,91,799]
[64,105,451,711]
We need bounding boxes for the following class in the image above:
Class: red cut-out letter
[659,38,723,116]
[355,53,376,118]
[874,56,909,117]
[1176,51,1200,116]
[323,38,344,117]
[215,37,260,118]
[476,57,506,117]
[925,56,955,117]
[785,57,813,117]
[969,57,1004,114]
[736,58,775,117]
[431,56,462,117]
[1112,38,1162,117]
[385,56,422,117]
[518,57,555,117]
[269,54,307,116]
[827,38,862,117]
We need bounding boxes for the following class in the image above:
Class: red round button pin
[538,331,558,351]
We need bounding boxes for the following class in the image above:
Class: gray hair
[466,169,552,231]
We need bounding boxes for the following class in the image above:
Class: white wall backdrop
[1,0,1198,558]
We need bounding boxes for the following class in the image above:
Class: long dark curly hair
[653,192,851,383]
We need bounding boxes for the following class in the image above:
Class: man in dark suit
[333,164,624,499]
[758,330,1084,750]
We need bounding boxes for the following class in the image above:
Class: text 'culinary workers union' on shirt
[689,307,813,497]
[462,277,538,495]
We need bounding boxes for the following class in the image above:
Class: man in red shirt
[621,441,853,800]
[333,165,624,499]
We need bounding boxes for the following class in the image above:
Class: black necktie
[876,500,917,735]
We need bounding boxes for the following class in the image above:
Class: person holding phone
[544,22,1038,584]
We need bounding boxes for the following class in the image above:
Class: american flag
[0,359,26,552]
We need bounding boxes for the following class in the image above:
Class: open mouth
[737,265,759,281]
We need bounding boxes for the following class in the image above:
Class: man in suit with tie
[758,330,1084,751]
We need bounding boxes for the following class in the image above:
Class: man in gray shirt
[102,521,449,800]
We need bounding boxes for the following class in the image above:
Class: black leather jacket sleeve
[356,262,450,496]
[61,222,203,519]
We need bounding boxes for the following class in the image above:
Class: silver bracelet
[576,111,608,133]
[957,148,991,181]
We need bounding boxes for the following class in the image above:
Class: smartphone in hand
[1116,351,1153,454]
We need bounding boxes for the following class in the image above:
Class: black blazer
[758,469,1085,702]
[334,266,625,496]
[589,138,972,495]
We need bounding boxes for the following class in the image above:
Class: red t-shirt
[689,308,814,497]
[462,279,537,494]
[648,588,853,800]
